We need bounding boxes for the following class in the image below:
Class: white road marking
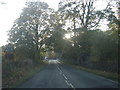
[70,83,75,89]
[56,64,75,90]
[65,80,75,89]
[63,74,68,80]
[65,80,70,86]
[57,65,63,72]
[56,65,63,74]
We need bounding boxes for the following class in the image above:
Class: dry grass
[2,60,46,88]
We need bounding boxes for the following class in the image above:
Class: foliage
[8,1,52,61]
[7,0,118,73]
[58,0,118,72]
[44,11,66,56]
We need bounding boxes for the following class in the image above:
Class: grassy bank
[12,63,46,88]
[63,62,119,83]
[3,60,47,88]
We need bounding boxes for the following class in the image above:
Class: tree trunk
[35,24,40,62]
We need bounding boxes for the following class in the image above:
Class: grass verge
[63,63,119,83]
[12,64,46,88]
[3,62,47,88]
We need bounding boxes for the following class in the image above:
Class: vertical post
[0,47,2,89]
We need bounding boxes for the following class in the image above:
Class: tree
[8,1,52,61]
[45,11,66,57]
[58,0,116,64]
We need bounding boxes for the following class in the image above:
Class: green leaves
[8,1,51,60]
[7,0,118,72]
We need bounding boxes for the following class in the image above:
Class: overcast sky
[0,0,116,46]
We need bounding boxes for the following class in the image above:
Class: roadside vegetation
[59,0,119,83]
[2,57,46,88]
[62,62,119,83]
[1,0,119,88]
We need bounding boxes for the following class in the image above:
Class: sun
[65,33,71,39]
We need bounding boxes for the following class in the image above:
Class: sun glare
[65,33,71,39]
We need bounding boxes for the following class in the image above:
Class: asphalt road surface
[19,60,119,88]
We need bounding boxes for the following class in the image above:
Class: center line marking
[70,83,75,89]
[56,65,75,90]
[65,80,70,86]
[63,74,68,80]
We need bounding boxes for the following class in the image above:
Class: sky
[0,0,116,47]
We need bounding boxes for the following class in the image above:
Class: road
[19,60,118,88]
